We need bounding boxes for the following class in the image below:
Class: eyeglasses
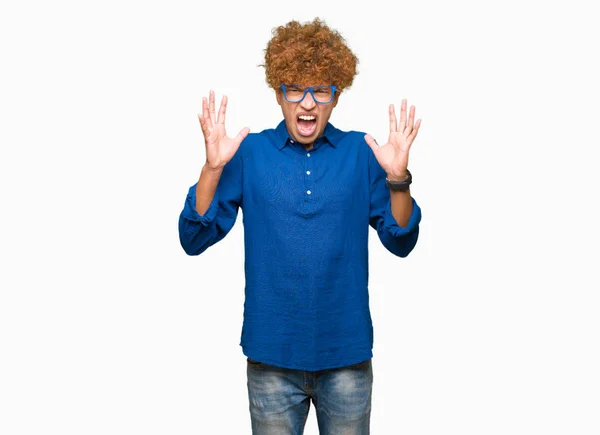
[280,84,337,104]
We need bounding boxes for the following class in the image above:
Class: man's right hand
[198,90,250,171]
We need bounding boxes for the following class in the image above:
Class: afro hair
[261,18,359,93]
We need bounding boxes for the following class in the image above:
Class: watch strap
[385,169,412,191]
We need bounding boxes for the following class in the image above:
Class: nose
[300,91,317,110]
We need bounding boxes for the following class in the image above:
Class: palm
[365,99,421,179]
[375,133,409,174]
[198,90,250,170]
[205,124,238,167]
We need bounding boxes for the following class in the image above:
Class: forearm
[195,164,224,215]
[387,170,413,228]
[389,188,413,228]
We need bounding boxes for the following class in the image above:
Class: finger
[364,134,379,153]
[198,114,215,143]
[399,99,407,132]
[234,127,251,146]
[209,90,217,125]
[406,105,416,135]
[198,113,208,136]
[202,97,213,129]
[389,104,397,133]
[407,118,422,144]
[217,95,227,125]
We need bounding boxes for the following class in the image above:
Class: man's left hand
[364,99,422,181]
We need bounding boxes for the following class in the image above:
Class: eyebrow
[289,84,330,88]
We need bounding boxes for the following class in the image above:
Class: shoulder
[226,124,280,171]
[332,126,384,174]
[245,127,278,143]
[238,126,280,154]
[329,123,371,155]
[327,121,368,142]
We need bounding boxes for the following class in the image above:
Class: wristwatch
[385,169,412,191]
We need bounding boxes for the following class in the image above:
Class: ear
[276,88,282,106]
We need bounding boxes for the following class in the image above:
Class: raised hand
[364,99,421,181]
[198,90,250,171]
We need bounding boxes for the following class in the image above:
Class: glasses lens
[285,86,304,102]
[313,86,333,103]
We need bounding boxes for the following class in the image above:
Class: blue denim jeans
[246,357,373,435]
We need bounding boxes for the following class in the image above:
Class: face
[276,83,340,147]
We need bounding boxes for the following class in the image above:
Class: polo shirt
[179,119,422,371]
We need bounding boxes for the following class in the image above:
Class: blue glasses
[280,84,337,104]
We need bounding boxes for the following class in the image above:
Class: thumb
[364,134,379,153]
[234,127,250,145]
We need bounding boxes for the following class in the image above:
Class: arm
[368,147,421,257]
[179,151,243,256]
[389,185,413,228]
[178,89,249,256]
[365,98,423,257]
[195,164,225,216]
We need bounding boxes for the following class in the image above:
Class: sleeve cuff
[382,196,422,237]
[181,183,220,226]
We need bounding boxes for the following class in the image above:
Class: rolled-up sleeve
[368,145,422,257]
[178,146,243,256]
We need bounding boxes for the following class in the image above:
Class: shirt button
[306,171,310,175]
[307,190,312,195]
[290,140,295,143]
[306,153,310,157]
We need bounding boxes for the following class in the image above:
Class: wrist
[386,171,409,182]
[201,164,224,181]
[203,163,224,173]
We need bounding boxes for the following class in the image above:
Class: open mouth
[297,114,317,137]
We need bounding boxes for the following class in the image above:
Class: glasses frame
[280,84,338,104]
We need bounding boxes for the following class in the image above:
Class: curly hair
[261,18,359,93]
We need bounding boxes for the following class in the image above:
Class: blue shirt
[179,120,422,371]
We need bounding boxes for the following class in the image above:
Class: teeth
[299,115,316,120]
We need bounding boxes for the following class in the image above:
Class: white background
[1,0,599,434]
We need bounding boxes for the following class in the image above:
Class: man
[179,18,422,435]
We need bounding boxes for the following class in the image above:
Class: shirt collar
[274,119,342,150]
